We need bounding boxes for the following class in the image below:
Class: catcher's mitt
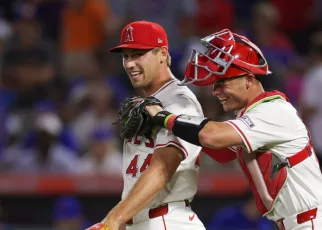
[116,96,163,139]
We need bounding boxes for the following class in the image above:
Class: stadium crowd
[0,0,321,229]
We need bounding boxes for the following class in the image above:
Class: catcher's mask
[180,29,271,86]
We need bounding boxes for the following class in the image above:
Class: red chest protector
[235,91,316,215]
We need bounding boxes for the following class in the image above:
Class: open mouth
[218,97,228,104]
[129,71,143,80]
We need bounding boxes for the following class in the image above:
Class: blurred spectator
[239,1,295,92]
[12,0,64,42]
[178,31,207,79]
[284,58,308,107]
[207,193,274,230]
[1,17,56,113]
[271,0,314,54]
[299,31,322,164]
[0,1,319,229]
[20,100,80,153]
[60,0,120,79]
[250,1,295,68]
[53,196,91,230]
[3,17,56,84]
[314,0,322,26]
[4,112,23,148]
[271,0,314,33]
[0,202,10,230]
[0,16,12,71]
[196,0,235,37]
[231,0,257,24]
[12,0,40,20]
[66,76,118,152]
[0,1,14,21]
[33,0,65,41]
[184,0,235,81]
[77,127,122,175]
[112,0,197,65]
[1,112,78,173]
[100,54,132,105]
[66,54,130,109]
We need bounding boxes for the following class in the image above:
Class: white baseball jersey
[122,79,203,216]
[226,92,322,222]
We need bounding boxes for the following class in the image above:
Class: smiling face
[212,75,253,112]
[122,48,162,89]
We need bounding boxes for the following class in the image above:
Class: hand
[86,223,110,230]
[86,216,125,230]
[100,214,124,230]
[145,105,163,117]
[115,96,163,139]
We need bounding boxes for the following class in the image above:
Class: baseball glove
[116,96,163,139]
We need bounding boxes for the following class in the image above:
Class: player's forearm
[198,121,241,149]
[103,164,169,225]
[152,111,242,148]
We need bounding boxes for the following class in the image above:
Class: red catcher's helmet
[181,29,272,86]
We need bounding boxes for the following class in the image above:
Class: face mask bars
[179,31,236,86]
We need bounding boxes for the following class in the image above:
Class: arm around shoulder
[146,107,244,150]
[198,121,243,149]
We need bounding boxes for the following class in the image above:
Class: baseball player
[144,29,322,230]
[87,21,206,230]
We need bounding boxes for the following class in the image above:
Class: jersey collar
[237,90,289,117]
[150,78,177,97]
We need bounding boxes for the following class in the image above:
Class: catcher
[87,21,206,230]
[144,29,322,230]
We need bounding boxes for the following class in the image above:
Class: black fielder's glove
[116,96,163,139]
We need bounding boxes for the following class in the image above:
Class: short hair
[152,47,171,67]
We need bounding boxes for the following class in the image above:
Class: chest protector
[236,91,316,215]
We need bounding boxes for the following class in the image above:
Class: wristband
[164,114,178,130]
[172,114,210,146]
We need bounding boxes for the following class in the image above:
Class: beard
[131,76,153,89]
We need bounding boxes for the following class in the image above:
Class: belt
[275,207,318,230]
[286,144,313,167]
[126,200,190,225]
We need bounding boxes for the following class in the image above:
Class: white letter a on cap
[124,26,134,42]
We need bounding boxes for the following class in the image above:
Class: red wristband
[165,114,178,131]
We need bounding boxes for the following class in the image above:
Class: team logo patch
[124,25,134,42]
[180,114,194,120]
[177,115,206,126]
[239,115,255,128]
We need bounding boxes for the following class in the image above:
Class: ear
[245,74,255,89]
[160,46,168,64]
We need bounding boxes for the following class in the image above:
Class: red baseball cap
[109,21,168,52]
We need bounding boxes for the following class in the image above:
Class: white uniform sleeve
[225,100,306,153]
[154,95,203,158]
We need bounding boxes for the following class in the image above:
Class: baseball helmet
[181,29,271,86]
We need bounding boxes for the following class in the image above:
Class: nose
[212,84,221,97]
[123,58,136,69]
